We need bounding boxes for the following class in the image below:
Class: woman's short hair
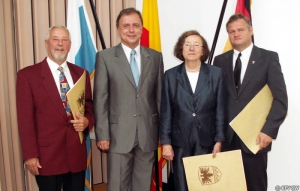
[173,30,210,62]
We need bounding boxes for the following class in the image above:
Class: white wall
[137,0,300,190]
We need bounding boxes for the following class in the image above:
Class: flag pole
[89,0,106,50]
[154,149,159,191]
[208,0,228,65]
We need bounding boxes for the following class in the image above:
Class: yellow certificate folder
[183,150,247,191]
[230,84,273,154]
[66,71,86,144]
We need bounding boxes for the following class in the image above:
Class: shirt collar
[121,43,140,56]
[47,57,69,73]
[233,43,253,57]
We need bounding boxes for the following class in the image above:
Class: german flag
[236,0,252,18]
[223,0,253,52]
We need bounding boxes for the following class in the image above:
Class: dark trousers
[229,133,268,191]
[35,171,85,191]
[172,126,213,191]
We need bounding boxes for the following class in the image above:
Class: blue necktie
[58,67,71,113]
[130,49,140,86]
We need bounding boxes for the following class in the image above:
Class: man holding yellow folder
[16,26,94,191]
[213,14,288,191]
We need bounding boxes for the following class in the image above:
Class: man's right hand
[97,140,110,151]
[25,158,42,175]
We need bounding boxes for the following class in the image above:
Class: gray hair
[45,25,71,42]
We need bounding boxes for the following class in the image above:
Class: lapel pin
[252,61,255,64]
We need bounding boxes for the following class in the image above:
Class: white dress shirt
[186,71,199,93]
[121,43,141,74]
[233,43,253,84]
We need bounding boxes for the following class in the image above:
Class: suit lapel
[223,51,237,95]
[40,60,66,117]
[68,62,82,84]
[194,63,209,96]
[176,63,193,95]
[114,44,137,88]
[139,47,151,89]
[239,46,262,95]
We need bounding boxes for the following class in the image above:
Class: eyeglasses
[184,43,203,48]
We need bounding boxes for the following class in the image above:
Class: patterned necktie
[233,52,242,92]
[130,49,140,86]
[58,67,71,113]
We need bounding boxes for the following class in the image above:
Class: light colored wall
[137,0,300,189]
[251,1,300,188]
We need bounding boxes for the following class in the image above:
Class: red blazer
[16,58,94,176]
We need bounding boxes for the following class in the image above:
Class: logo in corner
[198,166,222,185]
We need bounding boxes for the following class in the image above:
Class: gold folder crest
[198,166,222,185]
[66,71,86,144]
[76,90,85,115]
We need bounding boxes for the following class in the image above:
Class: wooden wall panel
[32,0,49,62]
[95,0,111,50]
[14,0,35,68]
[124,0,136,9]
[0,0,25,191]
[49,0,66,26]
[14,0,40,190]
[110,0,123,46]
[0,0,9,190]
[4,0,24,188]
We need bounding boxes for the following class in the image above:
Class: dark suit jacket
[16,58,94,176]
[93,43,164,153]
[160,63,226,147]
[213,45,288,154]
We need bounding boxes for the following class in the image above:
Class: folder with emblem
[66,71,86,144]
[183,150,247,191]
[230,84,273,154]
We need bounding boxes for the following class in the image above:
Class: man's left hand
[70,112,89,132]
[256,132,273,150]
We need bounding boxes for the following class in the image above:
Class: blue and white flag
[67,1,97,190]
[67,0,97,78]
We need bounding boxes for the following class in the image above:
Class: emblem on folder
[76,90,85,115]
[198,166,222,185]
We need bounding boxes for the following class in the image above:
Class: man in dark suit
[16,26,94,191]
[93,8,164,191]
[213,14,288,191]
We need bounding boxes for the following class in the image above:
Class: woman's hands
[162,144,174,161]
[212,142,222,158]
